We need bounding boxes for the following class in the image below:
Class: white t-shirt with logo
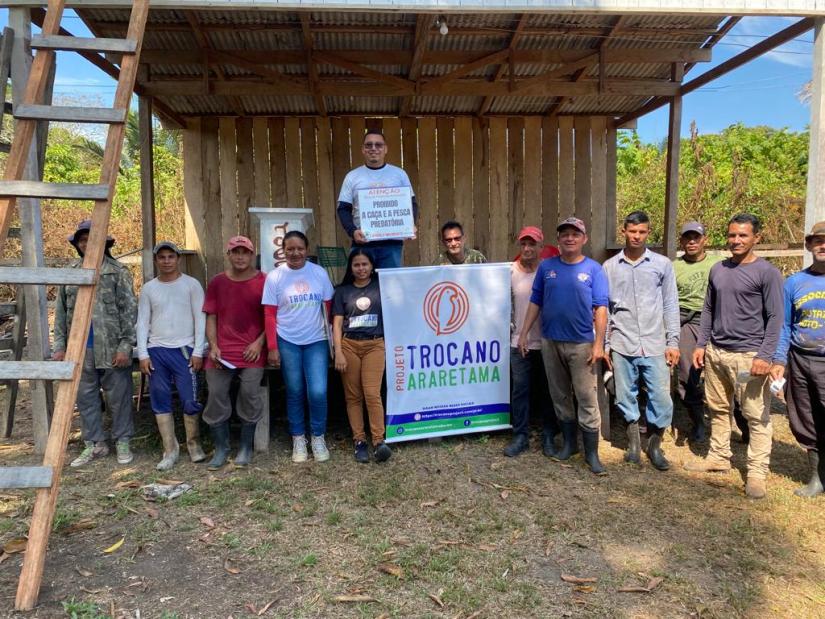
[261,262,334,346]
[337,164,414,231]
[511,262,543,350]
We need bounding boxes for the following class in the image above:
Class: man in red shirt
[202,236,267,469]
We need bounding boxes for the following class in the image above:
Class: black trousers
[786,349,825,452]
[510,348,558,437]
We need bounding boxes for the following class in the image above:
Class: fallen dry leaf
[618,576,664,593]
[115,480,141,489]
[419,500,440,508]
[428,590,445,608]
[103,537,125,554]
[477,544,497,552]
[291,503,304,513]
[489,460,505,470]
[245,603,257,614]
[3,537,27,554]
[199,516,216,529]
[500,490,510,500]
[224,558,241,574]
[244,499,256,507]
[80,587,105,594]
[574,585,596,593]
[378,562,404,579]
[561,574,597,584]
[66,518,96,534]
[333,594,377,603]
[257,599,277,615]
[75,566,93,577]
[646,576,664,591]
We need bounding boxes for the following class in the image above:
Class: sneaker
[292,435,308,463]
[354,440,369,464]
[373,442,392,463]
[70,441,105,468]
[116,440,133,465]
[310,435,330,462]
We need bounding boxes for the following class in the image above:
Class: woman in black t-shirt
[332,249,392,464]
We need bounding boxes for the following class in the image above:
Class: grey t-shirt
[696,257,784,361]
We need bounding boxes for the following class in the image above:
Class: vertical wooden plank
[473,118,490,258]
[269,118,287,209]
[183,119,205,266]
[235,117,254,238]
[252,117,270,206]
[138,94,155,284]
[805,18,825,268]
[542,116,559,240]
[366,117,383,135]
[558,116,574,219]
[350,117,366,166]
[590,117,607,263]
[574,117,592,243]
[331,117,352,249]
[488,117,508,263]
[664,64,684,258]
[508,117,524,257]
[606,125,618,247]
[219,117,239,246]
[453,117,473,244]
[301,118,319,250]
[383,117,402,167]
[523,117,542,234]
[401,117,421,266]
[436,117,454,224]
[201,117,224,280]
[417,117,438,265]
[316,117,337,248]
[284,117,303,209]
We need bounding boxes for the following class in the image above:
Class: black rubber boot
[552,421,579,461]
[733,402,750,444]
[233,422,256,467]
[624,421,641,464]
[582,430,606,475]
[541,431,559,458]
[646,425,671,471]
[688,406,707,443]
[503,433,529,457]
[794,450,824,498]
[207,422,231,471]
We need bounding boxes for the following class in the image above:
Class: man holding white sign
[337,131,418,269]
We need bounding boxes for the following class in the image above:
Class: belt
[344,334,384,341]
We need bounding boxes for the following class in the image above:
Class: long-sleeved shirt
[136,273,206,359]
[696,257,784,362]
[603,248,680,357]
[773,268,825,363]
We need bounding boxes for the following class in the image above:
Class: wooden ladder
[0,0,150,610]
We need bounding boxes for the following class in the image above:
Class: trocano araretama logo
[423,281,470,335]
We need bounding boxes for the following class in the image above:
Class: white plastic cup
[770,377,786,395]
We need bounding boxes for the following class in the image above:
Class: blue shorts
[147,346,202,415]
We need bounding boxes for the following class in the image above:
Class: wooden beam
[424,49,509,89]
[478,14,528,117]
[400,14,433,117]
[207,49,303,87]
[806,18,825,268]
[300,14,326,117]
[139,90,155,283]
[509,53,598,96]
[663,63,684,259]
[312,51,416,91]
[684,16,741,76]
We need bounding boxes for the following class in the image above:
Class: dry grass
[1,392,824,619]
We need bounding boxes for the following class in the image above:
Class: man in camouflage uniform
[53,220,138,467]
[435,220,487,265]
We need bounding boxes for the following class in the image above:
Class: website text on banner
[357,186,415,242]
[379,264,511,443]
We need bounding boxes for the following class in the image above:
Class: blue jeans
[612,352,673,429]
[278,336,329,436]
[354,243,402,269]
[510,348,557,437]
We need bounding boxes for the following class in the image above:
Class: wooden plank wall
[182,116,616,280]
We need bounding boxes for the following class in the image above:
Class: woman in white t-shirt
[262,231,334,463]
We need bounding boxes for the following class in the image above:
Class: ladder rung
[31,35,137,55]
[0,302,16,315]
[0,361,75,380]
[0,466,54,489]
[0,181,109,201]
[14,104,127,124]
[0,267,96,286]
[0,142,9,154]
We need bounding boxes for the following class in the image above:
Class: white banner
[379,264,511,443]
[357,186,415,242]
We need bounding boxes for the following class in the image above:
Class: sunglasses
[363,142,385,149]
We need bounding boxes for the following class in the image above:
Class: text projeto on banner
[379,264,511,443]
[357,186,415,242]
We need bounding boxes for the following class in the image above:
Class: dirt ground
[1,385,824,619]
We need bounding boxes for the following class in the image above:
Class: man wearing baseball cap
[136,241,207,471]
[518,217,610,474]
[672,221,723,444]
[55,220,138,467]
[202,235,267,469]
[770,221,825,497]
[504,226,559,457]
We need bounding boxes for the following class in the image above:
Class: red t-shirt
[202,271,267,368]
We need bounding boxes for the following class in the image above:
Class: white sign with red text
[357,186,414,242]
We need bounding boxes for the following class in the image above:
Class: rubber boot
[155,414,180,471]
[794,450,824,498]
[582,430,606,475]
[503,433,529,457]
[624,421,641,464]
[733,402,750,444]
[183,414,207,463]
[552,421,579,461]
[233,422,256,467]
[207,422,231,471]
[542,431,559,459]
[688,406,707,443]
[645,426,671,471]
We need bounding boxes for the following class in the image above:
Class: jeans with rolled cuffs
[278,336,329,436]
[611,352,674,430]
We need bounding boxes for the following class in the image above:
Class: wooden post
[805,19,825,268]
[10,8,53,453]
[663,63,684,258]
[139,89,156,283]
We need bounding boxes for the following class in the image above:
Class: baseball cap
[517,226,544,243]
[556,217,586,235]
[680,221,706,236]
[67,219,114,245]
[226,235,255,253]
[805,221,825,241]
[153,240,182,255]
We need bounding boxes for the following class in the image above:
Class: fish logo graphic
[423,281,470,335]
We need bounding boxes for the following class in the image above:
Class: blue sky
[0,11,814,144]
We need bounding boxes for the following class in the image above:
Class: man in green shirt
[435,220,487,265]
[672,221,722,443]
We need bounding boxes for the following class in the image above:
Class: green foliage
[62,598,107,619]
